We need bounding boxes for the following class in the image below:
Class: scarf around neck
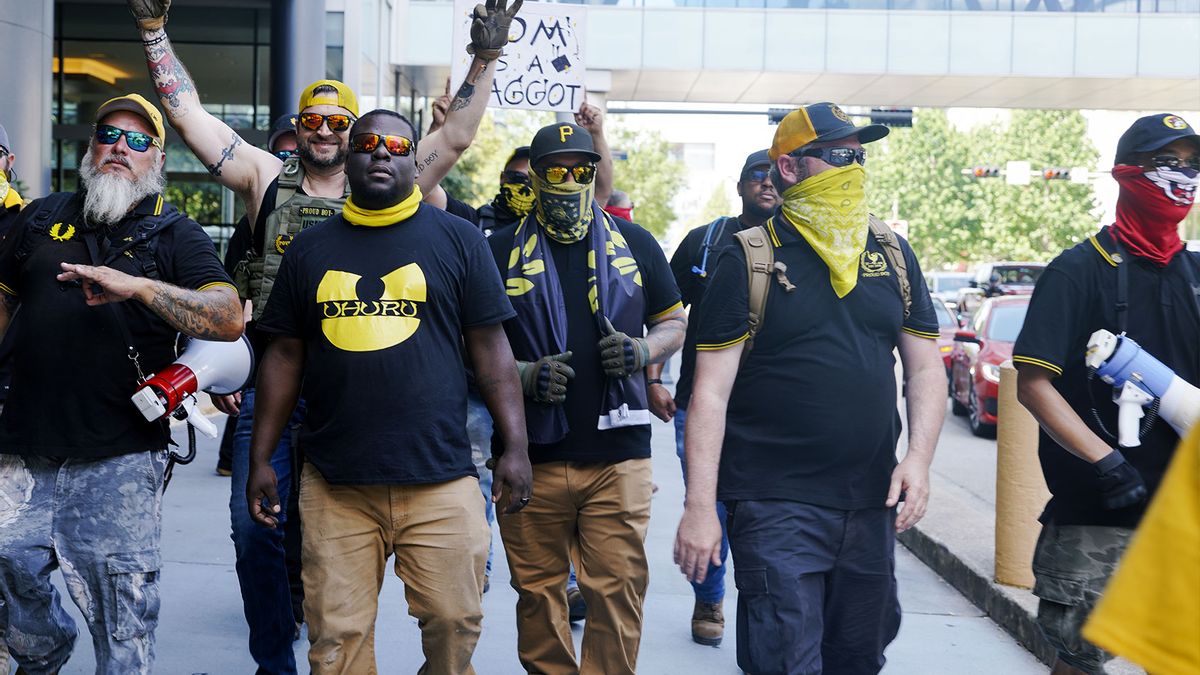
[504,203,649,443]
[780,164,869,298]
[342,185,423,227]
[1111,164,1194,266]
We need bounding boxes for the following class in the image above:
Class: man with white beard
[0,94,242,674]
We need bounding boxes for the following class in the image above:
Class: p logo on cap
[1164,115,1189,131]
[559,126,574,144]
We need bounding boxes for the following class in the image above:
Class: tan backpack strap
[869,215,911,319]
[734,225,775,359]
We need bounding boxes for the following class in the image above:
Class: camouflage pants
[0,451,167,675]
[1032,523,1134,674]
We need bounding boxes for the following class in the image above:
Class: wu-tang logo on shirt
[316,264,426,352]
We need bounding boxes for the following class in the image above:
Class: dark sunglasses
[272,149,297,161]
[298,113,353,133]
[742,168,771,184]
[95,124,161,153]
[796,146,867,167]
[539,163,596,185]
[501,170,530,184]
[1152,154,1200,172]
[350,133,414,156]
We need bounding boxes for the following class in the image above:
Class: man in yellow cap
[126,0,522,670]
[674,102,946,675]
[0,93,242,674]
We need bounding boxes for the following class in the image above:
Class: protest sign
[450,0,587,113]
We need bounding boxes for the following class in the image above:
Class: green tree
[606,124,685,239]
[439,110,553,207]
[697,183,733,226]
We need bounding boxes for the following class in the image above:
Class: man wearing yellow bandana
[675,102,947,675]
[487,122,686,675]
[250,109,533,674]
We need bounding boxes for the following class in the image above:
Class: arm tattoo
[146,282,240,340]
[207,133,242,177]
[449,81,476,112]
[645,311,687,362]
[141,29,198,118]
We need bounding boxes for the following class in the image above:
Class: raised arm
[575,102,614,208]
[414,0,522,192]
[129,1,280,203]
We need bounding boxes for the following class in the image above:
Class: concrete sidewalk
[908,402,1145,675]
[15,405,1045,674]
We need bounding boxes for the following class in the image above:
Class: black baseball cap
[506,146,531,166]
[268,114,298,149]
[740,149,771,178]
[1114,113,1200,165]
[0,123,9,153]
[529,123,601,165]
[770,102,889,161]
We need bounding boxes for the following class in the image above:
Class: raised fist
[468,0,523,61]
[128,0,171,31]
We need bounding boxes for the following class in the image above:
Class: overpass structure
[395,0,1200,111]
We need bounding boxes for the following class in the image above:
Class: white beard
[79,147,166,225]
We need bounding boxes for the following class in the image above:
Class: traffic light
[767,108,790,126]
[970,166,1002,178]
[1042,167,1071,180]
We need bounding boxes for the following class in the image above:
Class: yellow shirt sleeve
[1082,425,1200,675]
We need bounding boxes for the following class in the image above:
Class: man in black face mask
[248,109,533,674]
[646,149,778,647]
[487,122,685,675]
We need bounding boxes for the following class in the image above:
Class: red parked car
[932,298,960,376]
[949,295,1031,437]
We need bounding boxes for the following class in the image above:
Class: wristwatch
[647,378,663,386]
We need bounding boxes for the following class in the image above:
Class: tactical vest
[239,156,350,320]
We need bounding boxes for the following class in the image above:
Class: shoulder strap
[734,224,775,360]
[28,192,76,235]
[1111,236,1129,334]
[869,214,911,319]
[274,157,303,207]
[103,205,188,280]
[692,216,730,278]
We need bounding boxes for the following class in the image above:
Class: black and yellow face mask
[494,178,535,220]
[532,172,595,244]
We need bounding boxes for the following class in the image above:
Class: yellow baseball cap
[95,94,166,147]
[297,80,359,117]
[769,102,888,161]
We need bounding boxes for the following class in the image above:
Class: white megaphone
[130,335,254,438]
[1085,329,1200,447]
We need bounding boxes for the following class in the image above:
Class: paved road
[22,397,1042,674]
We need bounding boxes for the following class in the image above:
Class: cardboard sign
[450,0,587,113]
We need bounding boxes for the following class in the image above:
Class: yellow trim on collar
[1090,236,1118,268]
[1012,355,1064,376]
[901,327,939,340]
[766,219,782,248]
[648,301,683,322]
[0,281,16,297]
[697,332,750,351]
[197,281,238,293]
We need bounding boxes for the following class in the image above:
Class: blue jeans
[230,388,305,675]
[675,407,728,603]
[0,450,168,675]
[466,392,496,576]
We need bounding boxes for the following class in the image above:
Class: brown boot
[691,599,724,646]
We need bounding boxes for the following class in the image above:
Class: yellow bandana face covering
[342,185,423,227]
[533,173,595,244]
[780,164,869,298]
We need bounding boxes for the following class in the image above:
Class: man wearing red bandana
[1013,113,1200,675]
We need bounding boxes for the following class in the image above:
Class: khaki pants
[498,458,653,675]
[299,463,489,675]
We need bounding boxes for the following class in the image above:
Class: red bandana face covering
[1111,165,1194,266]
[604,205,634,221]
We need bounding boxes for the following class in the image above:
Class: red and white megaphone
[131,335,254,438]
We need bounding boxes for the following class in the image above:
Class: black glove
[468,0,523,61]
[128,0,170,30]
[1093,449,1148,510]
[598,316,650,379]
[517,352,574,404]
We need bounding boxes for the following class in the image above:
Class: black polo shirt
[669,216,749,409]
[694,215,937,510]
[487,216,681,465]
[1013,227,1200,528]
[0,193,233,457]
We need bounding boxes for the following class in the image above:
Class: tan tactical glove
[468,0,523,61]
[128,0,171,31]
[598,316,650,379]
[517,352,575,405]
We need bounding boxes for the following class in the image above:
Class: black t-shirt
[0,193,234,457]
[444,193,482,228]
[444,193,521,236]
[224,215,252,277]
[1012,227,1200,528]
[669,216,750,409]
[694,215,937,509]
[487,217,681,465]
[257,204,515,485]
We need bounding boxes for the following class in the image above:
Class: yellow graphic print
[49,223,76,242]
[860,250,889,277]
[1163,115,1188,130]
[317,264,426,352]
[275,233,293,255]
[506,228,543,296]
